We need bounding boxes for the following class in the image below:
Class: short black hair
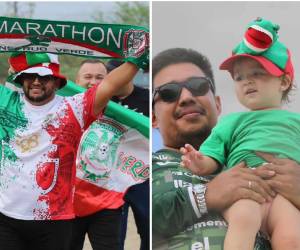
[152,48,216,94]
[80,59,106,69]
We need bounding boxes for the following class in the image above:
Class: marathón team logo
[123,29,149,58]
[77,118,127,184]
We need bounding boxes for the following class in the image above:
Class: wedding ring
[248,181,252,189]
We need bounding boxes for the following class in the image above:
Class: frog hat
[220,17,294,80]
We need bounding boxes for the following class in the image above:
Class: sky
[0,1,114,22]
[33,2,114,21]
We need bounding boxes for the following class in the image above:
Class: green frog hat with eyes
[220,17,294,80]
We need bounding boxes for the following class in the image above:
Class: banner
[0,16,149,61]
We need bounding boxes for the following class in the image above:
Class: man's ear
[215,95,222,115]
[152,109,159,128]
[281,75,292,91]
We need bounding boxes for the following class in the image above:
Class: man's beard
[23,87,53,104]
[173,125,212,150]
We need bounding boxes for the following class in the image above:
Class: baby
[181,18,300,250]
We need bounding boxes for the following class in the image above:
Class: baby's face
[232,58,287,110]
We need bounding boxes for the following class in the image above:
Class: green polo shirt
[152,149,271,249]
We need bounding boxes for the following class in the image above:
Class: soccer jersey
[152,149,271,250]
[74,116,149,217]
[0,84,99,220]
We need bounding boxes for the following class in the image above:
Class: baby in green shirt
[181,18,300,250]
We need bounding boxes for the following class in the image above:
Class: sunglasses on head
[153,76,214,104]
[22,73,56,84]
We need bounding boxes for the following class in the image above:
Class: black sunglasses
[22,73,56,84]
[153,77,214,104]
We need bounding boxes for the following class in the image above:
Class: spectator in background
[76,59,107,89]
[72,59,149,250]
[106,59,149,250]
[107,60,149,117]
[72,59,122,250]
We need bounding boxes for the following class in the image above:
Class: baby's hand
[180,144,204,173]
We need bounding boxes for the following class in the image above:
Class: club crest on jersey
[77,118,127,183]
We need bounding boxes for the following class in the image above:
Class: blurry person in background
[76,59,107,89]
[107,59,149,117]
[72,59,149,250]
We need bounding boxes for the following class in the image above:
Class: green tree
[0,54,10,83]
[93,2,149,27]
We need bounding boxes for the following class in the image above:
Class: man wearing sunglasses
[152,48,277,249]
[0,51,142,250]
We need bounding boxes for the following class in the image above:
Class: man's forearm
[152,185,206,237]
[93,62,138,115]
[103,62,138,93]
[113,81,134,99]
[152,167,208,237]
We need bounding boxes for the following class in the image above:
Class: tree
[0,2,35,83]
[93,2,149,27]
[5,2,35,18]
[0,54,10,83]
[59,55,88,83]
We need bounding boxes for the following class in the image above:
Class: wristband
[192,184,208,215]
